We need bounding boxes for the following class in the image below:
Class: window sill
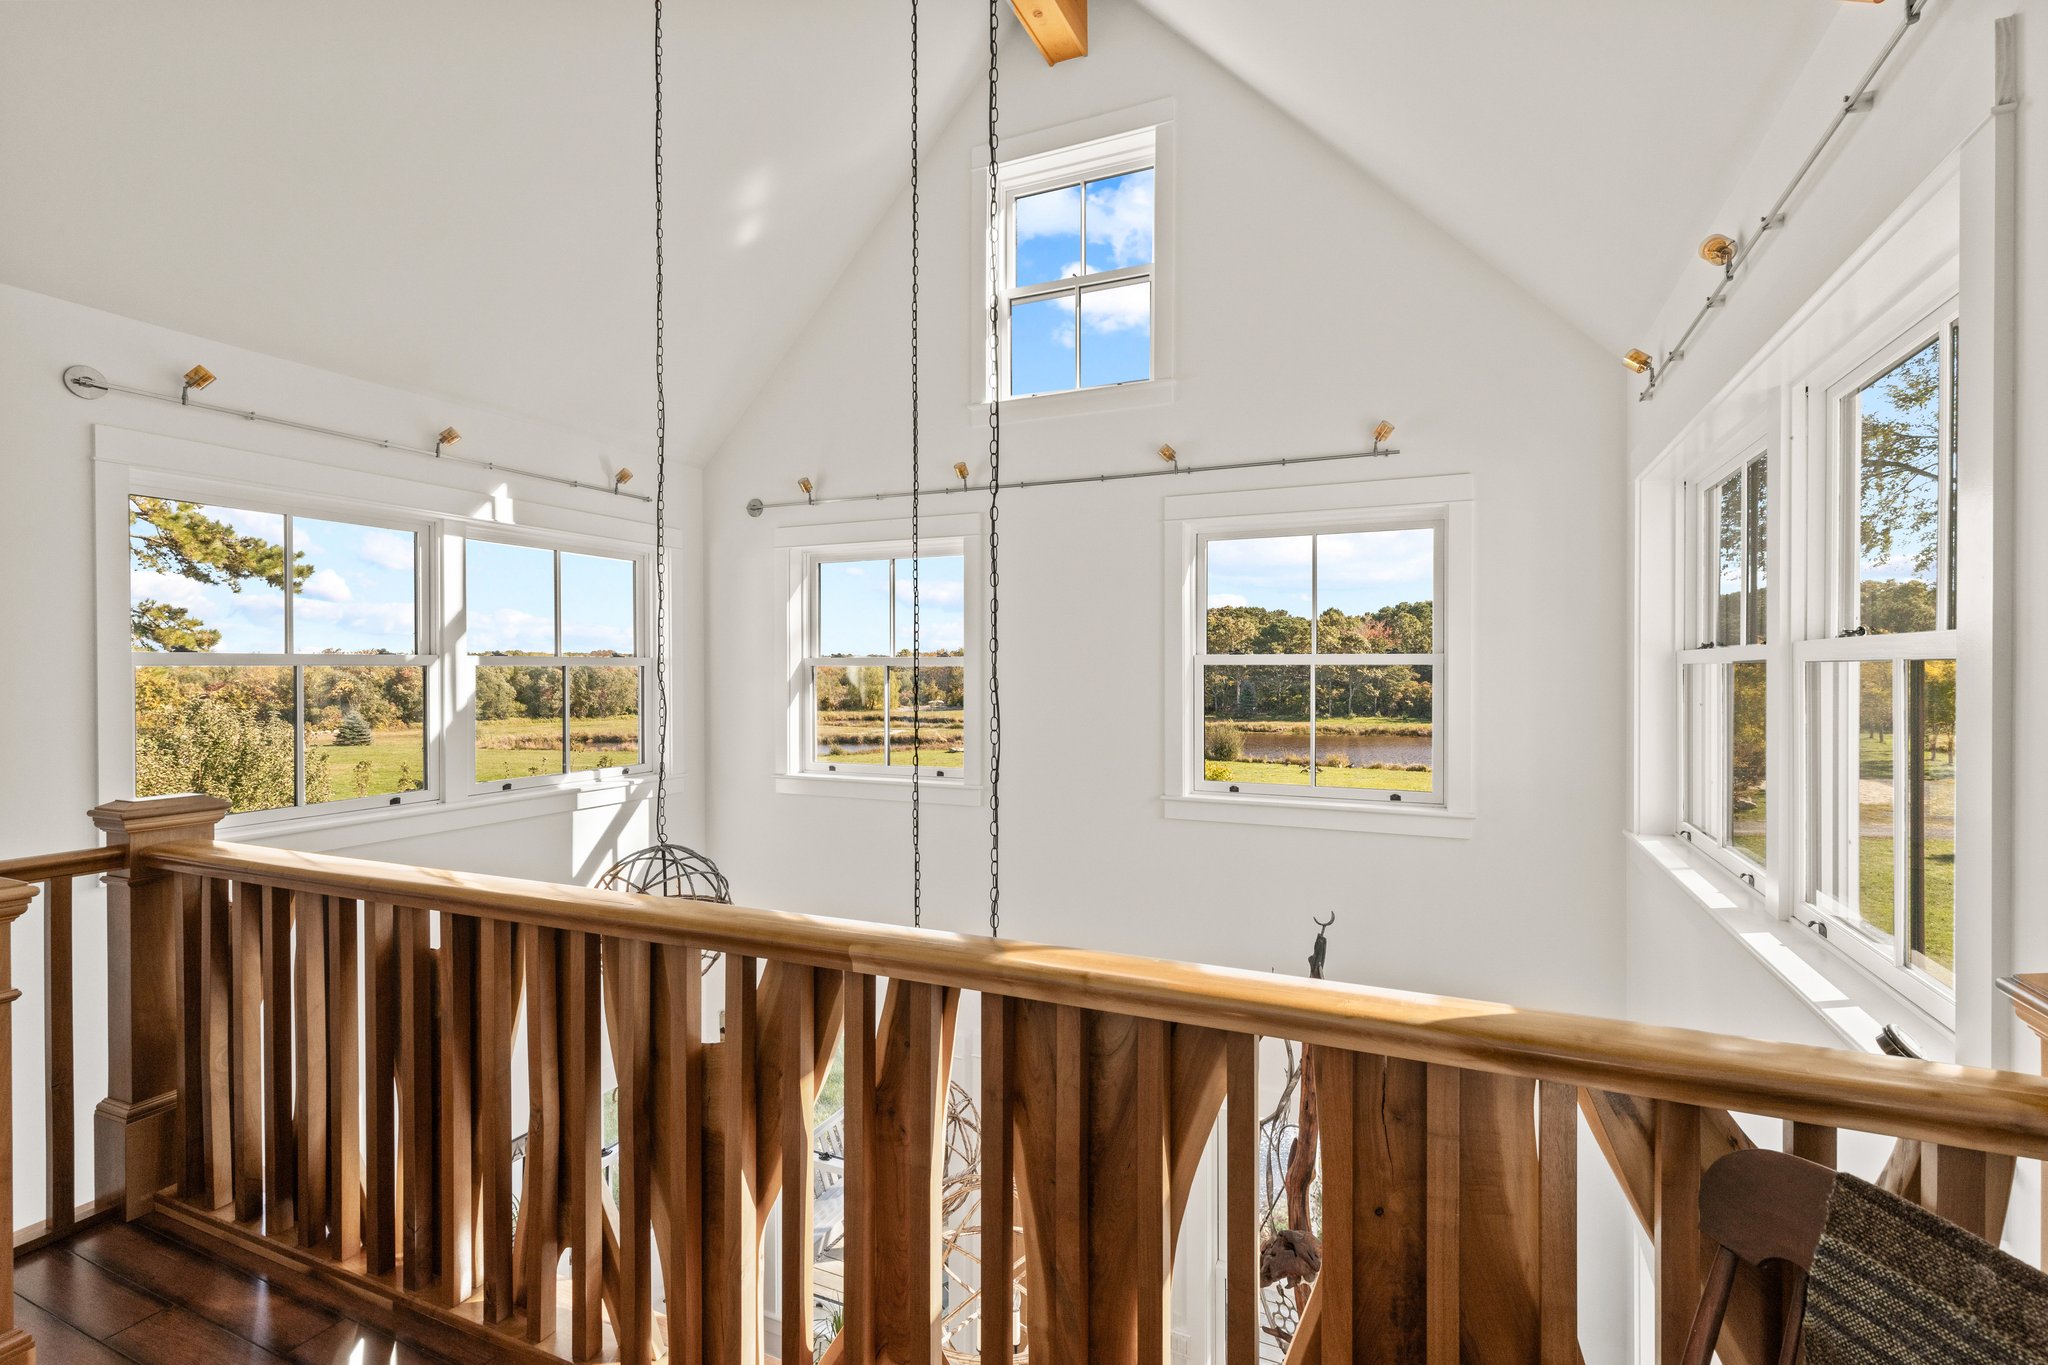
[225,773,667,855]
[1162,792,1474,838]
[975,378,1176,423]
[1627,833,1954,1061]
[776,773,983,805]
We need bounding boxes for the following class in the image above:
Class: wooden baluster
[398,906,439,1291]
[518,925,561,1345]
[652,941,701,1359]
[564,931,604,1358]
[840,971,875,1365]
[1424,1065,1460,1365]
[873,981,955,1365]
[1316,1049,1355,1365]
[228,880,264,1224]
[1923,1145,1993,1240]
[44,875,75,1239]
[1784,1122,1837,1168]
[0,879,39,1363]
[605,937,656,1362]
[983,994,1016,1365]
[479,919,517,1323]
[716,955,761,1365]
[90,795,230,1218]
[325,898,362,1262]
[295,894,331,1249]
[1654,1101,1704,1365]
[438,913,480,1305]
[782,964,817,1365]
[1134,1019,1172,1365]
[364,901,401,1274]
[1224,1034,1258,1365]
[262,887,297,1237]
[1538,1079,1578,1365]
[179,874,227,1204]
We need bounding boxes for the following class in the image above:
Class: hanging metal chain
[909,0,923,928]
[985,0,1002,939]
[652,0,670,843]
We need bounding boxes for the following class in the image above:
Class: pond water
[1233,729,1431,767]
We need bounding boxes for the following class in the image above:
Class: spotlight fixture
[1158,444,1178,463]
[180,364,216,404]
[1371,421,1395,448]
[1622,349,1654,375]
[614,467,635,489]
[435,427,462,455]
[953,461,970,485]
[1699,233,1738,268]
[797,477,815,503]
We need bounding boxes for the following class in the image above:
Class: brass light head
[182,364,216,392]
[1622,349,1654,375]
[436,426,462,450]
[953,461,970,481]
[1699,233,1738,268]
[1371,421,1395,446]
[614,467,635,487]
[797,477,814,496]
[1158,444,1178,463]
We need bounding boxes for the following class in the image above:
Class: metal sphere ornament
[597,842,731,904]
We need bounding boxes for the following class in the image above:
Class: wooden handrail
[0,846,124,884]
[145,838,2048,1158]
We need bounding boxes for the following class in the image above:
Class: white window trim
[972,101,1176,418]
[94,425,660,839]
[775,514,984,805]
[1160,475,1475,838]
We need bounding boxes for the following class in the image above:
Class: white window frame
[127,481,443,822]
[1161,476,1475,838]
[1676,445,1772,886]
[96,428,659,838]
[1793,298,1963,1020]
[776,515,984,804]
[460,529,655,797]
[976,104,1177,416]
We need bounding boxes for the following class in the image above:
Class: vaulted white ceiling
[1,0,1849,462]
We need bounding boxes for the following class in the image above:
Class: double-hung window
[1679,454,1770,872]
[799,546,969,779]
[129,494,435,816]
[1802,310,1961,994]
[465,539,647,790]
[1196,523,1442,804]
[997,129,1157,398]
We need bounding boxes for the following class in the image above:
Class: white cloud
[1211,593,1248,608]
[357,530,416,572]
[1014,185,1079,241]
[1081,283,1149,335]
[1085,172,1154,270]
[301,568,353,602]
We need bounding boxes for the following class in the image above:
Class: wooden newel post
[89,794,230,1218]
[0,878,39,1363]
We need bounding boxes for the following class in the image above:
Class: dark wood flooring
[13,1221,454,1364]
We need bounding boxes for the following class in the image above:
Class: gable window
[1803,308,1961,997]
[997,128,1158,399]
[1197,523,1441,805]
[130,495,434,815]
[465,539,646,789]
[801,548,968,778]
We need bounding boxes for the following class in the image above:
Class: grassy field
[303,714,642,796]
[1203,757,1433,793]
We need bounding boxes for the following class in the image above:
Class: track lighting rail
[60,364,652,504]
[744,441,1400,516]
[1635,0,1928,402]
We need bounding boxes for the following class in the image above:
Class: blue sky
[466,541,636,655]
[1011,170,1153,397]
[131,500,416,654]
[818,556,964,657]
[1207,530,1434,625]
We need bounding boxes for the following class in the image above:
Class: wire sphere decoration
[597,842,731,904]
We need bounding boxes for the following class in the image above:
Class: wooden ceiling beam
[1012,0,1086,66]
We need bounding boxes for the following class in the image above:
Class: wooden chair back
[1679,1149,1835,1365]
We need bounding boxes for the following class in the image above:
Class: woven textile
[1803,1171,2048,1363]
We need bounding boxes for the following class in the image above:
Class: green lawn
[1204,757,1433,793]
[306,715,642,795]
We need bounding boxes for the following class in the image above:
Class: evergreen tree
[334,709,374,746]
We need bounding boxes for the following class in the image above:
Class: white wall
[703,4,1634,1356]
[1621,1,2045,1261]
[0,279,706,1224]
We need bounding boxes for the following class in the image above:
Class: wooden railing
[5,794,2048,1365]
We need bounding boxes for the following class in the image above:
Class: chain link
[985,0,1002,940]
[653,0,669,843]
[909,0,922,928]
